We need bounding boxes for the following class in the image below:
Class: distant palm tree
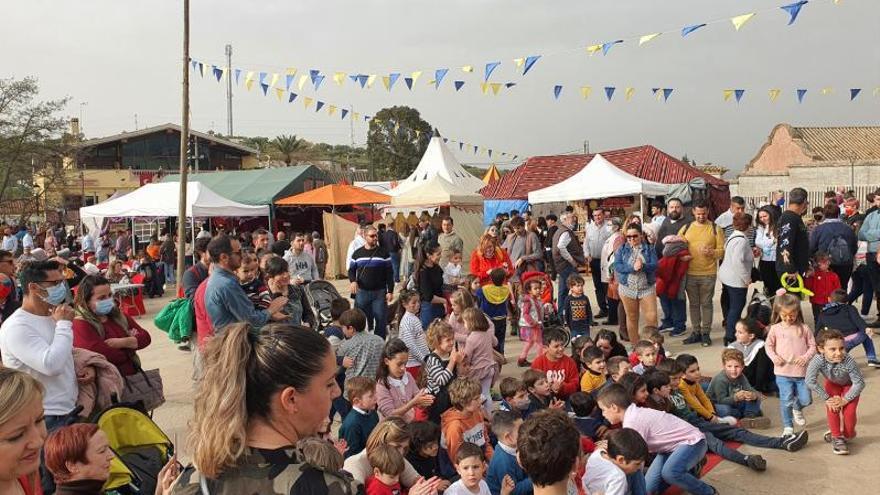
[270,134,308,165]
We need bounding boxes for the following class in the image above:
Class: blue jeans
[645,439,713,495]
[715,400,763,419]
[390,252,401,283]
[723,285,748,343]
[659,295,687,332]
[355,288,388,339]
[420,301,445,330]
[557,265,576,321]
[693,416,784,449]
[845,332,877,361]
[164,261,176,283]
[848,265,874,315]
[627,471,647,495]
[775,376,812,428]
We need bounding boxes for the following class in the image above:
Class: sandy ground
[135,278,879,494]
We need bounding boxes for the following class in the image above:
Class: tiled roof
[790,125,880,161]
[481,145,727,199]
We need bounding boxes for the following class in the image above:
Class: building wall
[745,125,814,174]
[736,163,880,204]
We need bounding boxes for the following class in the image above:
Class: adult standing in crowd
[43,229,58,257]
[415,241,446,329]
[654,198,690,257]
[650,199,666,227]
[0,249,20,321]
[543,214,558,279]
[777,187,812,289]
[552,212,587,318]
[312,231,329,280]
[858,190,880,326]
[811,202,858,292]
[380,223,403,283]
[418,217,438,249]
[583,208,613,321]
[755,205,781,296]
[0,368,47,495]
[114,230,130,258]
[679,200,725,347]
[503,216,542,333]
[349,225,394,339]
[284,232,320,283]
[614,223,659,344]
[600,217,624,327]
[719,213,755,346]
[437,217,463,269]
[251,228,270,256]
[1,225,18,253]
[345,225,366,281]
[160,233,177,286]
[470,233,513,287]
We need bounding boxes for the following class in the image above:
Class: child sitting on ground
[487,411,533,495]
[707,349,769,429]
[606,356,632,384]
[365,444,407,495]
[517,278,545,367]
[805,329,866,455]
[628,327,667,367]
[804,251,842,325]
[517,410,582,495]
[675,354,737,426]
[569,391,604,441]
[440,378,493,465]
[498,377,531,418]
[461,307,498,415]
[405,421,454,485]
[522,369,563,417]
[581,428,648,495]
[595,329,628,360]
[446,443,510,495]
[631,340,658,375]
[424,320,462,424]
[816,289,880,367]
[339,376,380,458]
[475,268,511,353]
[618,373,650,407]
[727,318,777,394]
[237,251,271,310]
[579,346,607,395]
[531,326,579,400]
[563,274,592,339]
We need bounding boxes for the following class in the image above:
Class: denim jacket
[205,267,270,333]
[613,242,658,286]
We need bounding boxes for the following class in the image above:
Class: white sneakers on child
[792,409,806,426]
[718,416,738,426]
[782,426,794,437]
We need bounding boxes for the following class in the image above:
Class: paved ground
[135,279,879,494]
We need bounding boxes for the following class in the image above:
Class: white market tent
[388,130,485,197]
[528,153,671,204]
[390,175,483,208]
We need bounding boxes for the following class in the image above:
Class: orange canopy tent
[274,183,391,206]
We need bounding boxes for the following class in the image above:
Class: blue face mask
[95,298,115,315]
[41,281,69,306]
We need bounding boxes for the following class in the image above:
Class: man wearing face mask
[0,260,79,494]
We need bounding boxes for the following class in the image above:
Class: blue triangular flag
[259,72,267,85]
[349,74,360,83]
[213,66,223,82]
[652,88,660,95]
[191,60,199,71]
[313,75,325,90]
[309,69,320,85]
[454,80,465,91]
[285,74,295,91]
[357,74,368,88]
[850,88,861,101]
[663,88,674,101]
[605,86,616,101]
[488,150,493,158]
[435,68,449,89]
[553,85,563,100]
[260,83,269,96]
[443,138,449,143]
[315,101,325,112]
[234,69,242,84]
[734,89,746,103]
[602,40,623,56]
[288,92,298,103]
[523,55,541,75]
[459,142,464,151]
[484,61,501,81]
[681,23,707,37]
[780,1,808,26]
[404,77,414,90]
[388,73,400,90]
[341,108,349,119]
[797,89,807,103]
[473,145,478,154]
[197,62,204,77]
[505,82,517,89]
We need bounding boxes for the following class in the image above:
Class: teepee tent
[529,154,671,204]
[389,130,485,197]
[482,164,501,184]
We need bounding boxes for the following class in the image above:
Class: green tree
[270,134,309,165]
[238,136,270,153]
[367,106,432,179]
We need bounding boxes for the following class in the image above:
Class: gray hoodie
[283,249,320,282]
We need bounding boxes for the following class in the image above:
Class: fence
[739,184,880,212]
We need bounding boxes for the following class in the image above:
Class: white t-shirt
[582,449,628,495]
[445,479,491,495]
[0,308,77,416]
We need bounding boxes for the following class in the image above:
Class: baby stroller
[305,280,344,332]
[746,290,774,333]
[521,271,560,326]
[94,403,174,494]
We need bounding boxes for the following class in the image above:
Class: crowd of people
[0,184,877,495]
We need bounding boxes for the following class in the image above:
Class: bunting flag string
[543,83,876,103]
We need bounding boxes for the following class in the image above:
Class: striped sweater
[805,353,865,403]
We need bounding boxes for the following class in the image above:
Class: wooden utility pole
[175,0,190,288]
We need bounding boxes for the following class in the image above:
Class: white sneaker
[782,426,794,437]
[719,416,738,426]
[792,409,806,426]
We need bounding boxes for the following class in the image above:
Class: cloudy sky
[4,0,878,175]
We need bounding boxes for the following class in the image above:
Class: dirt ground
[136,278,879,494]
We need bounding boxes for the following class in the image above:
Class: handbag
[122,363,165,412]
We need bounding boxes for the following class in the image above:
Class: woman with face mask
[71,275,151,377]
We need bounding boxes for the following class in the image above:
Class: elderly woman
[469,234,513,287]
[600,217,624,327]
[44,424,115,494]
[613,222,659,345]
[0,369,46,495]
[719,213,755,346]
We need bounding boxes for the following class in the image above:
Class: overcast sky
[4,0,878,174]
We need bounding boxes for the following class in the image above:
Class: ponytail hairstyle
[395,289,421,322]
[188,322,331,478]
[73,274,128,338]
[376,338,410,389]
[412,241,442,284]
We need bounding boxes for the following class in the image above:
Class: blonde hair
[461,307,489,333]
[448,377,482,409]
[365,417,410,454]
[426,320,455,350]
[367,444,406,477]
[299,436,343,472]
[0,369,44,491]
[771,293,805,336]
[449,289,475,325]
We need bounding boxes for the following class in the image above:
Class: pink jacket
[375,374,421,422]
[73,347,124,417]
[463,330,497,382]
[765,323,817,378]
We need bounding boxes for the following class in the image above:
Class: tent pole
[639,194,646,216]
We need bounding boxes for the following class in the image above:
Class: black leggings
[759,260,781,296]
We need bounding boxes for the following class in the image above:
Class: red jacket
[194,278,214,351]
[804,269,841,305]
[655,249,690,299]
[470,248,513,286]
[72,315,151,376]
[531,353,579,399]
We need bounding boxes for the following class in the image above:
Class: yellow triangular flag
[333,72,346,86]
[731,13,756,31]
[654,89,664,101]
[625,87,635,101]
[480,82,489,95]
[269,73,280,88]
[490,82,502,95]
[874,87,880,97]
[245,70,255,83]
[461,65,474,73]
[200,64,208,78]
[353,112,361,121]
[328,105,337,116]
[428,80,436,86]
[821,87,833,95]
[274,87,284,101]
[586,44,602,56]
[245,79,255,91]
[639,33,661,46]
[415,129,421,138]
[580,86,592,99]
[297,74,308,91]
[367,74,377,88]
[285,67,297,76]
[769,89,781,101]
[303,97,314,109]
[513,57,525,68]
[382,76,392,91]
[411,71,422,84]
[723,89,735,101]
[394,122,400,132]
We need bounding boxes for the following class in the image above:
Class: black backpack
[827,234,852,265]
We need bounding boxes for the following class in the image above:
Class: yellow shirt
[580,368,606,393]
[678,378,715,419]
[678,221,725,276]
